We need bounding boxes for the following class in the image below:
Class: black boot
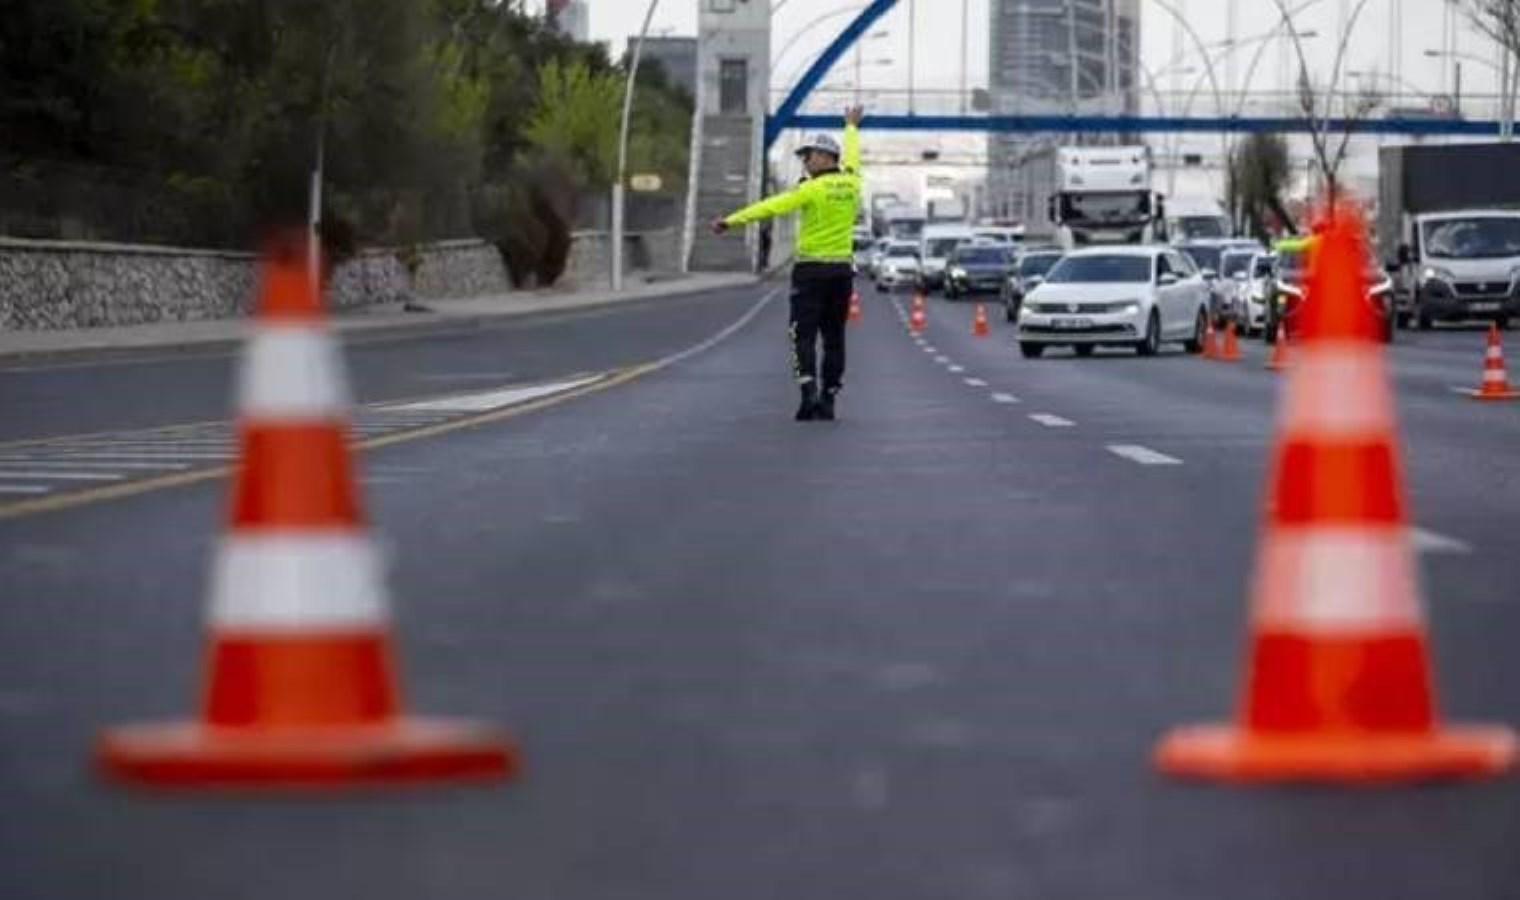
[795,384,818,422]
[815,388,837,422]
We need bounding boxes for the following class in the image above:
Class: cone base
[98,718,519,789]
[1469,389,1520,401]
[1155,723,1517,784]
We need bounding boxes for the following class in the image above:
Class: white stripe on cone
[210,533,389,630]
[238,326,352,420]
[1253,527,1423,633]
[1280,343,1395,438]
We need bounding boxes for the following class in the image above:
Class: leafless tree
[1268,0,1382,203]
[1464,0,1520,139]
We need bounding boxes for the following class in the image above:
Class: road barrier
[1154,203,1517,783]
[97,235,519,790]
[1469,323,1520,401]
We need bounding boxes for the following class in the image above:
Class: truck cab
[917,223,974,292]
[1048,146,1166,250]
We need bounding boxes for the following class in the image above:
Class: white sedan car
[1016,246,1213,358]
[874,242,923,292]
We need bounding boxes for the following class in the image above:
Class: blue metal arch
[785,113,1504,137]
[765,0,900,151]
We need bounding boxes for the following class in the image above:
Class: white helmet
[795,132,842,159]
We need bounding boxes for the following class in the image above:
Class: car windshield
[1422,217,1520,260]
[1173,216,1228,239]
[1058,191,1151,226]
[1045,254,1152,284]
[1222,253,1253,277]
[1253,256,1275,278]
[926,238,963,257]
[1019,253,1062,276]
[1278,246,1382,281]
[1180,246,1223,272]
[953,247,1007,265]
[886,246,918,259]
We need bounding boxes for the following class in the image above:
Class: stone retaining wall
[0,230,676,331]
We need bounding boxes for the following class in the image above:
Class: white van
[918,223,975,292]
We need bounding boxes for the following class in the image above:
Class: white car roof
[1062,245,1167,259]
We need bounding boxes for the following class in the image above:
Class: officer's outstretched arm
[843,105,864,174]
[723,183,815,228]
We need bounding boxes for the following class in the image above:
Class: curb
[0,274,762,367]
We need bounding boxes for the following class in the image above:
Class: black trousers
[790,262,854,393]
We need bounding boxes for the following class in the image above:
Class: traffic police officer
[714,106,865,421]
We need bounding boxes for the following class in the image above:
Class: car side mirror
[1027,275,1044,286]
[1158,272,1180,286]
[1200,268,1218,281]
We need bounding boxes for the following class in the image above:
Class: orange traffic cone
[1265,322,1289,371]
[848,289,863,323]
[912,291,926,314]
[1217,320,1243,362]
[972,304,990,337]
[98,236,519,789]
[1469,323,1520,400]
[1154,205,1517,783]
[909,305,927,334]
[1201,317,1219,360]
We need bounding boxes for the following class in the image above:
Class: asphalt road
[2,279,1519,899]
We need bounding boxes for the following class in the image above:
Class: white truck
[1379,144,1520,330]
[1047,145,1166,250]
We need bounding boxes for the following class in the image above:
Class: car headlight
[950,268,968,280]
[1022,302,1043,315]
[1110,301,1143,315]
[1421,266,1456,284]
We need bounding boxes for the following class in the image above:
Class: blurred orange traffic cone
[98,236,518,789]
[912,291,926,313]
[1265,322,1289,371]
[848,290,862,323]
[973,304,990,337]
[1469,323,1520,400]
[1218,320,1243,362]
[909,305,927,334]
[1201,318,1219,359]
[1154,204,1517,783]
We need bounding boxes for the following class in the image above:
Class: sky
[565,0,1506,106]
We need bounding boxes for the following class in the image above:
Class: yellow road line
[0,366,654,522]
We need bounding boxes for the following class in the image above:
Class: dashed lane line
[990,393,1020,404]
[1029,414,1076,428]
[964,378,988,387]
[1107,444,1183,466]
[947,365,966,374]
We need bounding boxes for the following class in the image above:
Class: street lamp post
[1426,48,1510,138]
[611,0,661,292]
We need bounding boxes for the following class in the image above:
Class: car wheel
[1183,309,1207,354]
[1073,344,1096,358]
[1135,311,1161,357]
[1418,309,1433,330]
[1019,342,1046,359]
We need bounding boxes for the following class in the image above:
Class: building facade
[549,0,589,43]
[985,0,1140,227]
[633,36,699,99]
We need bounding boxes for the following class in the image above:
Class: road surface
[2,280,1518,899]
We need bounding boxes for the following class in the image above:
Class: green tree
[525,58,622,188]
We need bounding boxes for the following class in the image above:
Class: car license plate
[1052,317,1092,330]
[1471,302,1502,312]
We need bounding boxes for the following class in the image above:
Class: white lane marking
[947,365,966,373]
[964,378,988,387]
[923,345,937,353]
[45,450,235,460]
[1411,527,1472,555]
[0,485,50,495]
[387,375,604,413]
[1107,444,1183,466]
[935,356,950,364]
[0,470,125,481]
[990,393,1020,404]
[1029,414,1075,428]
